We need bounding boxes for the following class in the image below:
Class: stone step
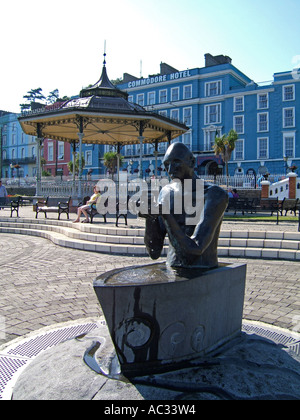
[0,217,299,260]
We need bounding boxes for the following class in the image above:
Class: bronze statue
[142,142,228,269]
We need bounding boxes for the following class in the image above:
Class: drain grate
[7,323,98,358]
[0,356,29,398]
[1,320,299,399]
[0,321,99,400]
[242,322,300,356]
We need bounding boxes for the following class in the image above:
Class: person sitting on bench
[73,185,100,223]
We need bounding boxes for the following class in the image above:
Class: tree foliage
[213,129,238,177]
[67,153,85,175]
[19,87,70,111]
[103,151,124,177]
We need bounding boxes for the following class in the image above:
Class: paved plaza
[0,207,300,347]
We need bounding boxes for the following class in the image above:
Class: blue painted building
[113,53,299,177]
[0,111,37,179]
[1,53,299,180]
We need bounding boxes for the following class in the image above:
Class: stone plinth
[94,262,246,376]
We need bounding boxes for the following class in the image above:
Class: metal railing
[0,173,294,197]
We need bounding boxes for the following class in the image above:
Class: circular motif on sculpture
[191,325,205,352]
[160,322,186,357]
[116,318,152,349]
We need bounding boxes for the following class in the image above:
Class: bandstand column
[36,123,43,197]
[77,131,84,199]
[139,122,145,179]
[154,140,158,178]
[72,141,77,197]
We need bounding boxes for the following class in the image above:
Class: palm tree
[67,153,85,175]
[103,151,124,179]
[213,129,238,178]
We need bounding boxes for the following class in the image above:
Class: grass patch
[224,214,298,222]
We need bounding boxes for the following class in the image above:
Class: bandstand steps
[0,218,300,260]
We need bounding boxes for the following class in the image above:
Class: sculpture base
[94,262,246,376]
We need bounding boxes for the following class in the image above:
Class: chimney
[205,54,232,67]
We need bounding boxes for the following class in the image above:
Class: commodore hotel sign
[126,70,192,88]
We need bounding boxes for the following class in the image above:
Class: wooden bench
[0,196,21,217]
[279,198,299,216]
[35,197,71,220]
[78,196,128,227]
[226,197,279,223]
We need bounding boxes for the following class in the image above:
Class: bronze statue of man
[142,142,228,269]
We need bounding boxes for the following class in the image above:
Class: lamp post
[283,155,289,174]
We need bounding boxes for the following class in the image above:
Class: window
[283,133,295,158]
[137,94,144,106]
[257,93,268,109]
[128,95,133,103]
[258,137,269,159]
[170,109,179,121]
[159,90,167,104]
[125,145,133,156]
[283,107,295,128]
[21,148,25,159]
[205,104,221,124]
[159,110,167,117]
[12,134,16,145]
[148,91,155,105]
[183,107,192,126]
[12,149,15,160]
[2,135,7,146]
[257,112,269,132]
[58,142,64,160]
[204,128,222,151]
[182,131,192,149]
[283,85,295,101]
[85,150,92,166]
[234,139,244,160]
[183,85,192,99]
[48,143,54,161]
[234,115,244,134]
[3,150,7,160]
[171,87,179,102]
[158,142,167,153]
[234,97,244,112]
[205,80,222,97]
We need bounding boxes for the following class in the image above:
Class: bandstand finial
[103,40,106,66]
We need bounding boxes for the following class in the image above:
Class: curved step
[0,217,299,261]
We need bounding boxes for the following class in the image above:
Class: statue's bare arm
[161,186,228,258]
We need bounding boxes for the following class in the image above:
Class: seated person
[140,142,229,269]
[228,188,234,198]
[73,185,100,223]
[232,188,239,198]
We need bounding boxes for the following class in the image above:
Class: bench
[0,196,21,217]
[279,198,299,216]
[77,196,128,227]
[227,197,279,223]
[35,197,71,220]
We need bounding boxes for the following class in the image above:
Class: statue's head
[163,142,195,180]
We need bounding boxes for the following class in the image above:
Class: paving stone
[0,211,299,347]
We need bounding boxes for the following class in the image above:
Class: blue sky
[1,0,300,113]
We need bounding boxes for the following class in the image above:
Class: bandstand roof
[18,57,188,146]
